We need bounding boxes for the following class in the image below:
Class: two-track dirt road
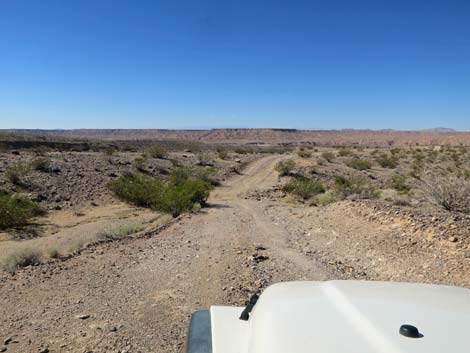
[0,156,335,353]
[3,154,468,353]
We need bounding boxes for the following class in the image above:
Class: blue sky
[1,0,469,130]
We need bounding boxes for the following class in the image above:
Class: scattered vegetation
[388,175,411,194]
[0,193,44,230]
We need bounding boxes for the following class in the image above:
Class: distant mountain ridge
[1,128,469,146]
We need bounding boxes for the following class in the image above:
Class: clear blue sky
[1,0,469,130]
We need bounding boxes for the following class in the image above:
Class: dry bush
[97,223,145,241]
[347,158,372,171]
[275,159,296,176]
[1,248,41,274]
[147,145,168,159]
[321,151,335,163]
[423,174,470,214]
[5,162,30,185]
[31,157,52,172]
[297,150,312,158]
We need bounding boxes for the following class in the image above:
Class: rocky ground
[0,154,468,353]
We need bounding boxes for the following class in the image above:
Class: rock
[76,314,90,320]
[38,348,49,353]
[0,347,6,352]
[3,337,13,345]
[448,237,458,243]
[11,150,20,155]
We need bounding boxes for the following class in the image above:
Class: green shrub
[275,160,296,176]
[334,175,374,198]
[0,193,44,230]
[282,176,325,200]
[1,247,41,273]
[338,149,354,157]
[321,152,335,163]
[347,158,372,170]
[5,162,30,185]
[389,175,411,194]
[31,157,51,172]
[109,172,213,217]
[375,154,399,168]
[147,145,168,159]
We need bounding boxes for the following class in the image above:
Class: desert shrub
[1,248,41,273]
[282,176,325,200]
[147,145,168,159]
[338,149,354,157]
[275,160,296,176]
[314,191,338,205]
[347,158,372,171]
[31,157,51,172]
[375,154,399,169]
[389,175,411,194]
[423,174,470,214]
[217,148,229,160]
[97,223,146,241]
[334,175,374,199]
[0,193,44,230]
[5,162,30,185]
[297,150,312,158]
[390,148,402,156]
[133,155,149,172]
[109,172,213,217]
[46,248,60,259]
[109,173,165,208]
[321,151,335,163]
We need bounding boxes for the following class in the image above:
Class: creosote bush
[375,154,399,169]
[275,159,296,176]
[282,176,325,200]
[0,193,44,230]
[347,158,372,171]
[109,168,214,217]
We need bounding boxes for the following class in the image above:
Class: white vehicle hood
[210,280,470,353]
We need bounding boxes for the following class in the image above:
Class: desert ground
[0,135,469,353]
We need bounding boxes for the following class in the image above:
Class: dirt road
[2,155,468,353]
[0,156,335,353]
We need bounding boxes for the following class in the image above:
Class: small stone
[448,237,458,243]
[3,337,12,345]
[76,314,90,320]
